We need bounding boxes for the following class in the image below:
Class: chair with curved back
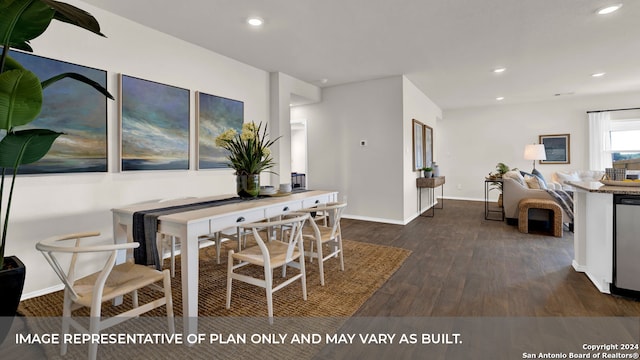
[226,213,310,321]
[36,232,174,360]
[296,202,347,286]
[159,231,232,276]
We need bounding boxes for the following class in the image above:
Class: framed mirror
[425,124,433,168]
[413,119,434,171]
[413,119,425,171]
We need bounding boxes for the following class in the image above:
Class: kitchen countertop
[567,181,640,195]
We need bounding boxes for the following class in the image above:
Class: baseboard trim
[443,196,484,202]
[22,283,64,301]
[342,214,405,225]
[572,260,587,272]
[344,198,485,226]
[585,270,611,294]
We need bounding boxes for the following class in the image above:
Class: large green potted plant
[0,0,113,338]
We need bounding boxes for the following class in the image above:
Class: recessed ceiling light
[320,78,329,84]
[597,3,622,15]
[592,72,606,77]
[493,67,506,73]
[554,92,575,97]
[247,17,264,26]
[496,96,505,101]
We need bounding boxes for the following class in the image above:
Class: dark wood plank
[344,199,640,317]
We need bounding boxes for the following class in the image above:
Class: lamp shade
[524,144,547,161]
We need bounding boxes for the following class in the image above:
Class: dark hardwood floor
[343,199,640,317]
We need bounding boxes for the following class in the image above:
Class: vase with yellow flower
[215,122,280,198]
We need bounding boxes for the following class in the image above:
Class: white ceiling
[81,0,640,110]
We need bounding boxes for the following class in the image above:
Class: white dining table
[111,190,337,336]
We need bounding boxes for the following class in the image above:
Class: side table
[417,176,445,217]
[484,178,504,221]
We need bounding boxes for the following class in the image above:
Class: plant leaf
[41,72,114,99]
[40,0,105,37]
[2,54,26,71]
[0,0,55,50]
[0,128,62,167]
[0,69,43,130]
[7,42,32,52]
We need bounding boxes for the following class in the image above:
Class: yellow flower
[242,122,257,133]
[240,122,257,141]
[240,130,255,141]
[214,121,279,175]
[215,128,237,147]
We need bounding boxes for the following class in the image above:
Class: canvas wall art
[119,75,190,171]
[539,134,570,164]
[196,92,244,169]
[7,49,108,174]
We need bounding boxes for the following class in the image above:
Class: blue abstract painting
[120,75,190,171]
[8,50,108,174]
[197,92,244,169]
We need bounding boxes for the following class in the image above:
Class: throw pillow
[525,176,541,189]
[555,171,580,184]
[524,175,547,189]
[531,168,548,187]
[520,171,548,189]
[504,170,526,187]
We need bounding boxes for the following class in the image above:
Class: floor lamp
[524,144,546,175]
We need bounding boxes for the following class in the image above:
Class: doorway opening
[290,118,307,189]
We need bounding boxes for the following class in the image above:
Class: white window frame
[609,119,640,152]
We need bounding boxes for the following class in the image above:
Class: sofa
[551,170,605,191]
[502,170,570,224]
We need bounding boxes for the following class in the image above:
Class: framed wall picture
[539,134,570,164]
[8,49,108,174]
[196,92,244,169]
[119,74,190,171]
[412,119,425,171]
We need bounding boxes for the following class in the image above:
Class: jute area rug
[16,239,410,359]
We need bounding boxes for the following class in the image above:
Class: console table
[416,176,445,217]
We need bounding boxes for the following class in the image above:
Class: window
[610,119,640,164]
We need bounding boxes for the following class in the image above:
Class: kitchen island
[568,181,640,294]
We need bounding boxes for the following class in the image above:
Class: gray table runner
[132,190,309,269]
[133,196,245,269]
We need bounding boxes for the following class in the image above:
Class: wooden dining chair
[296,202,347,286]
[159,231,234,276]
[36,232,174,360]
[226,213,310,320]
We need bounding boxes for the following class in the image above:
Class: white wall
[8,0,270,297]
[402,77,443,221]
[293,76,405,223]
[440,90,640,202]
